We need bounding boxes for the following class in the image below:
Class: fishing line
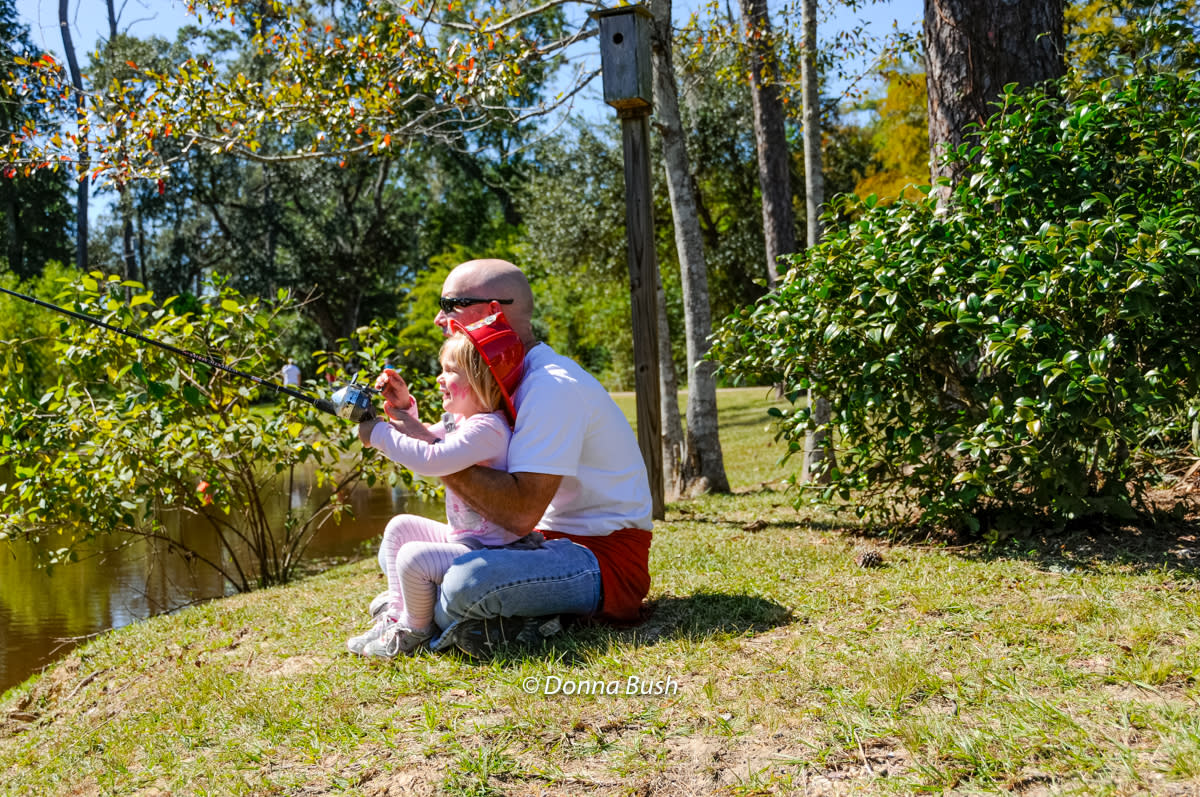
[0,284,367,418]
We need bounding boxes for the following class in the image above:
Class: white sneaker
[346,618,390,655]
[362,625,434,659]
[369,590,397,619]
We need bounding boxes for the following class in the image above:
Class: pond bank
[0,481,443,696]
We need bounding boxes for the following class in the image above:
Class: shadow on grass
[636,592,792,640]
[726,484,1200,581]
[485,592,793,667]
[860,497,1200,580]
[971,514,1200,579]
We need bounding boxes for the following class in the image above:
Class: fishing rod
[0,285,376,422]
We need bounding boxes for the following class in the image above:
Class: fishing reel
[326,382,377,423]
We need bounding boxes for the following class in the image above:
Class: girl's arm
[365,413,509,478]
[382,408,440,444]
[357,414,439,446]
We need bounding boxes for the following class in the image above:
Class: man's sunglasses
[438,296,514,314]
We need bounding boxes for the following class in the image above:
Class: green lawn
[3,387,1200,795]
[612,386,796,491]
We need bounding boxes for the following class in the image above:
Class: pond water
[0,473,444,696]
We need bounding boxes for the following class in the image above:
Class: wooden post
[594,5,664,520]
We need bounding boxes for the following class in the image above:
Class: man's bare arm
[441,467,562,537]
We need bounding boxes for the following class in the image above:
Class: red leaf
[157,179,166,195]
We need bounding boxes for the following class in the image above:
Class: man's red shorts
[541,527,652,625]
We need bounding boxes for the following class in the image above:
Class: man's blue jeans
[431,537,602,651]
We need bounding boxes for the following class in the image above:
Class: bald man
[371,259,654,657]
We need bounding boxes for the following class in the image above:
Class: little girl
[346,313,527,659]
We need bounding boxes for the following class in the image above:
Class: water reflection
[0,476,444,696]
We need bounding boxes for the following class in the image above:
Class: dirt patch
[359,766,444,796]
[254,654,329,678]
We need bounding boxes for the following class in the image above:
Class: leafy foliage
[0,0,72,278]
[514,120,646,389]
[1,0,584,185]
[0,274,425,590]
[713,64,1200,537]
[851,65,929,202]
[1067,0,1200,84]
[72,12,534,349]
[0,263,76,398]
[674,51,775,315]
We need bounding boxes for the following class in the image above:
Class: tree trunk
[59,0,88,271]
[648,0,729,495]
[799,0,823,251]
[107,0,137,284]
[655,270,685,501]
[924,0,1065,186]
[799,0,831,484]
[738,0,795,289]
[3,194,23,278]
[0,74,24,276]
[121,198,137,282]
[137,204,147,285]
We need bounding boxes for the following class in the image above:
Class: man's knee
[438,552,493,616]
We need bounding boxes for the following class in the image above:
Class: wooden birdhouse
[592,5,654,113]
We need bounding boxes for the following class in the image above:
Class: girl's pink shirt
[369,409,518,546]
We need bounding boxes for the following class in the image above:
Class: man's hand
[374,369,412,419]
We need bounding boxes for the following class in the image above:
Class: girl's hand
[374,369,412,418]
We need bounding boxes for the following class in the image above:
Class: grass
[4,387,1200,794]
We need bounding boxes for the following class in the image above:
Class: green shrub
[0,273,426,588]
[0,262,78,399]
[713,68,1200,537]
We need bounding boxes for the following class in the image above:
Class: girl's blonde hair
[440,332,503,413]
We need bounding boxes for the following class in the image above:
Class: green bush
[713,68,1200,537]
[0,274,425,588]
[0,262,79,399]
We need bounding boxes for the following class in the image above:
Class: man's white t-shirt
[508,343,653,536]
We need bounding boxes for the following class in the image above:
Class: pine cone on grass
[854,549,885,569]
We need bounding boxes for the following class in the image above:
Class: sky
[16,0,196,53]
[15,0,924,100]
